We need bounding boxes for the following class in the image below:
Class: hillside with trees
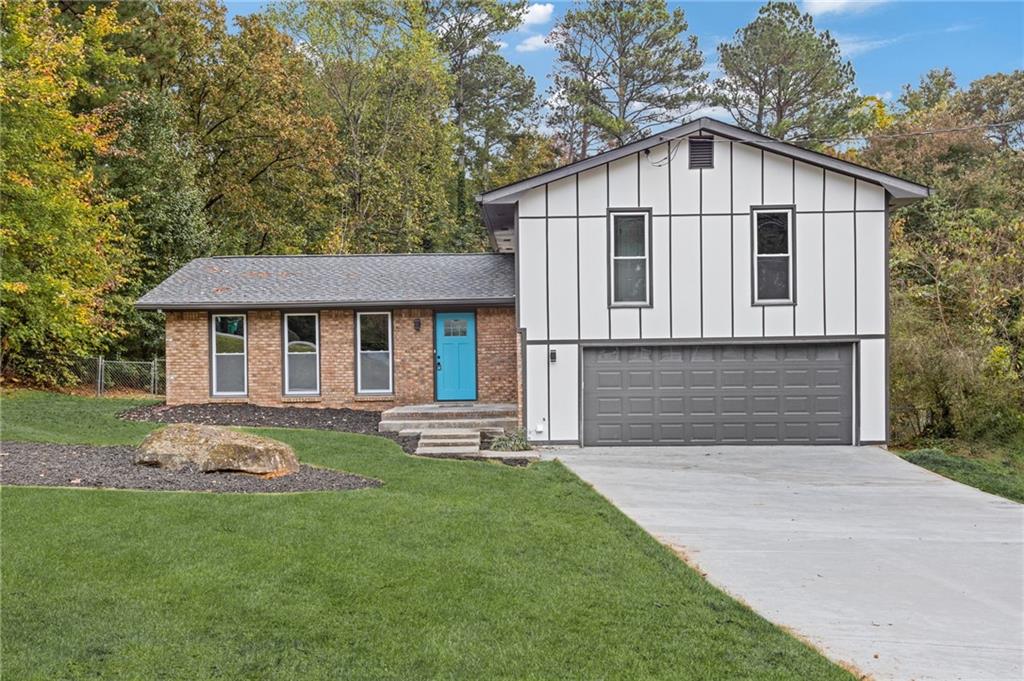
[2,0,1021,455]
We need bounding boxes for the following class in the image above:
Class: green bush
[488,429,532,452]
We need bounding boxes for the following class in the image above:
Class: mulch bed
[120,403,418,454]
[0,442,381,494]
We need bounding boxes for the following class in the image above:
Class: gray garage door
[582,344,854,446]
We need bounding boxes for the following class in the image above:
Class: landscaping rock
[136,423,299,478]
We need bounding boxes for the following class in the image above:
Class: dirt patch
[0,442,380,494]
[120,403,417,454]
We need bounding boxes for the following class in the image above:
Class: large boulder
[136,423,299,478]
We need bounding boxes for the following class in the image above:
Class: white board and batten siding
[515,135,889,444]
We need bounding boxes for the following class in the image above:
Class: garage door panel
[660,370,685,387]
[689,396,717,415]
[628,397,654,415]
[752,395,780,414]
[583,343,853,445]
[659,396,685,414]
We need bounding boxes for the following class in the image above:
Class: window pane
[359,314,389,352]
[287,354,317,392]
[444,319,467,337]
[757,213,788,254]
[613,259,647,302]
[757,256,790,300]
[614,215,646,256]
[360,352,390,391]
[214,316,245,354]
[286,315,317,351]
[215,355,245,393]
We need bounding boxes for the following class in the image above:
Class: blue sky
[226,1,1023,111]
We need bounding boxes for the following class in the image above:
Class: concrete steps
[415,429,481,457]
[378,402,517,435]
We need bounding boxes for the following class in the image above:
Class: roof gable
[477,117,930,207]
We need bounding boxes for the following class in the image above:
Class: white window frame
[284,312,319,396]
[356,311,393,394]
[211,313,247,396]
[609,211,651,307]
[752,207,795,305]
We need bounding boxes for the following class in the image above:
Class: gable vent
[688,137,714,169]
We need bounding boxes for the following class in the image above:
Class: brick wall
[165,311,210,405]
[477,307,518,403]
[163,306,519,411]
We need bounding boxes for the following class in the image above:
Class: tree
[271,0,457,253]
[960,70,1024,150]
[858,71,1024,442]
[159,3,339,254]
[101,90,212,358]
[714,2,867,146]
[487,130,561,189]
[425,0,527,239]
[1,0,135,382]
[547,0,705,157]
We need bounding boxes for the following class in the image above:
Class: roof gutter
[135,297,516,311]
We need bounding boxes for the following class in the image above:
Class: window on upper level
[752,208,795,305]
[609,211,651,306]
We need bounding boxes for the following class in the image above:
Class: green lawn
[897,438,1024,503]
[1,390,850,680]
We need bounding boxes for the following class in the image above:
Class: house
[137,117,930,446]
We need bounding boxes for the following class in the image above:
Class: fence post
[96,356,104,397]
[150,358,157,395]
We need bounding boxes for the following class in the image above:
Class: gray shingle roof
[136,254,515,310]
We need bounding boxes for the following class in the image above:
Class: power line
[792,119,1024,144]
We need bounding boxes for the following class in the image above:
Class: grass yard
[1,390,851,680]
[897,438,1024,503]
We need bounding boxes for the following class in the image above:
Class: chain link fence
[64,356,166,397]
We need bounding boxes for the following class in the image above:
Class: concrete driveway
[551,446,1023,681]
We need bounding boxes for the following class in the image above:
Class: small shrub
[488,429,531,452]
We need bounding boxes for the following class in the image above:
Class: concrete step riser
[419,436,480,444]
[380,418,517,433]
[416,446,481,455]
[388,412,516,421]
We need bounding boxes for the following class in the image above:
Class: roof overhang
[136,298,515,311]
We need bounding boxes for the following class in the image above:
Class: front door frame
[434,310,478,402]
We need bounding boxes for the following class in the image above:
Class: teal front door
[435,312,476,401]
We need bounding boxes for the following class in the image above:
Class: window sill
[608,303,653,309]
[354,394,395,402]
[752,300,796,307]
[210,396,248,403]
[282,395,321,403]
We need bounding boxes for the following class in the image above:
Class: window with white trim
[284,313,319,395]
[752,208,794,304]
[610,212,650,306]
[212,314,247,395]
[356,312,392,393]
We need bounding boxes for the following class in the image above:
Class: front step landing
[379,402,517,435]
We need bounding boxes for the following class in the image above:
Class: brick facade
[164,307,519,412]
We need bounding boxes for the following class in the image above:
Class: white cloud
[495,40,508,50]
[834,33,900,56]
[515,34,550,53]
[687,105,734,123]
[521,3,554,28]
[803,0,889,17]
[835,23,976,57]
